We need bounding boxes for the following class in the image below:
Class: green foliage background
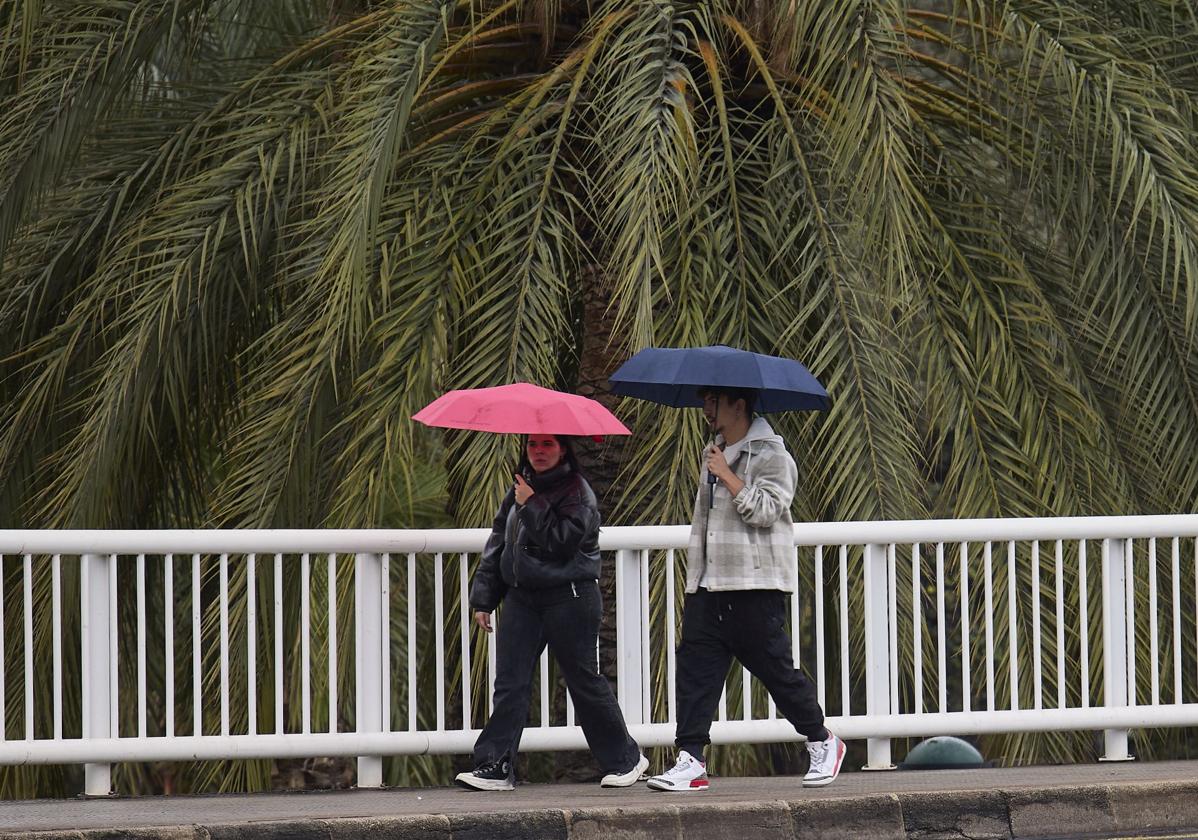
[3,0,1198,796]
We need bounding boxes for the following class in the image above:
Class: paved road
[3,759,1198,835]
[1092,835,1198,840]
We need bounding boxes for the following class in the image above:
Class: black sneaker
[454,757,514,791]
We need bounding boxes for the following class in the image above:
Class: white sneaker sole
[454,771,514,791]
[802,774,837,788]
[601,754,650,788]
[645,777,709,792]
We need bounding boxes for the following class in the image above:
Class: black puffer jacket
[469,463,601,612]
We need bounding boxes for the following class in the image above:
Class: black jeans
[675,587,828,758]
[473,579,640,776]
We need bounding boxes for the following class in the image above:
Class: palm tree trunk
[574,263,630,518]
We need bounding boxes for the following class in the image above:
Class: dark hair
[697,386,757,416]
[517,434,581,477]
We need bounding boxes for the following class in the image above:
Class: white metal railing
[3,515,1198,795]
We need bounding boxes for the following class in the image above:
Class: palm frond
[584,0,698,351]
[0,0,42,92]
[0,0,209,268]
[208,0,456,527]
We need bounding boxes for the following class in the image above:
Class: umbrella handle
[706,433,721,509]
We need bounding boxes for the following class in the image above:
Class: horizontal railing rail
[6,512,1198,554]
[1,514,1197,795]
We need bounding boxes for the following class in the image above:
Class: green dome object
[898,736,986,770]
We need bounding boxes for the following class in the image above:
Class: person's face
[526,435,565,473]
[701,393,740,431]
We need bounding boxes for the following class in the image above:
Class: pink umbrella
[412,382,630,437]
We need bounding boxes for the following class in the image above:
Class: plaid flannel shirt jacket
[685,416,799,594]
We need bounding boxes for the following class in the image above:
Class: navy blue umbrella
[608,345,830,412]
[610,345,829,509]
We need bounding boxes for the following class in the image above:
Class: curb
[7,780,1198,840]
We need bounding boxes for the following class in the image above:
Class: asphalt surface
[2,757,1198,834]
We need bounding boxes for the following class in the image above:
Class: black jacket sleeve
[517,486,598,560]
[469,491,514,612]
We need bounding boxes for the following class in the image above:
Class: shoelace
[670,755,695,774]
[477,759,508,776]
[808,741,828,765]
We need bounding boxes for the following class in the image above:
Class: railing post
[615,549,647,726]
[1101,538,1134,761]
[80,553,113,796]
[354,552,385,787]
[863,543,895,769]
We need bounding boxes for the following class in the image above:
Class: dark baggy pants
[675,587,828,758]
[473,579,640,776]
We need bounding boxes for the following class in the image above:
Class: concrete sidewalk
[4,760,1198,839]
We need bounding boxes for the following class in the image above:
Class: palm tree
[3,0,1198,794]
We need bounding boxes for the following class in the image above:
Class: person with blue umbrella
[609,345,845,792]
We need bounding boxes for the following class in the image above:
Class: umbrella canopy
[412,382,630,436]
[608,345,830,412]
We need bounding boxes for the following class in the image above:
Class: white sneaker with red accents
[803,732,846,787]
[646,750,709,792]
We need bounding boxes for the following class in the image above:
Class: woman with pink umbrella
[413,384,648,791]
